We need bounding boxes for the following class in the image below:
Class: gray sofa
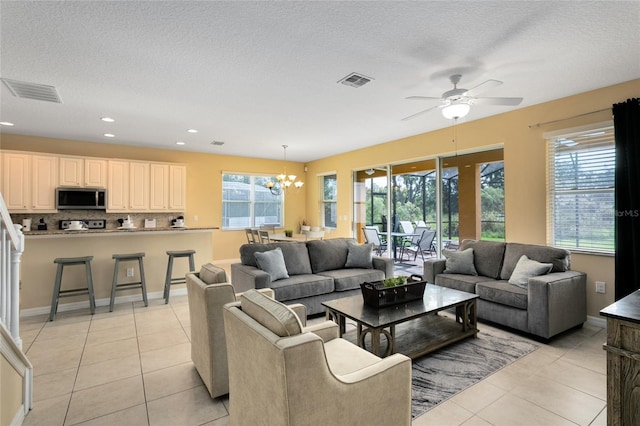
[231,238,394,315]
[423,239,587,339]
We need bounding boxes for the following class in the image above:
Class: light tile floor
[20,293,607,426]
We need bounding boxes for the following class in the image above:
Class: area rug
[411,332,539,418]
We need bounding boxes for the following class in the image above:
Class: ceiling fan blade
[473,97,523,106]
[405,96,442,101]
[401,105,441,121]
[463,79,502,97]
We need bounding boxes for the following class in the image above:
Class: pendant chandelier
[266,145,304,195]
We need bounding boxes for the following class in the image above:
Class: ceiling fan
[402,74,523,121]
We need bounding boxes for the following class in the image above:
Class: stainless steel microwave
[56,188,107,210]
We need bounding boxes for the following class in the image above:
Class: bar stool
[163,250,196,303]
[110,252,148,312]
[50,256,96,321]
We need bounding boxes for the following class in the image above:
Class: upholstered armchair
[186,264,306,399]
[223,289,412,425]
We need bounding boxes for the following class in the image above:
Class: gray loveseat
[423,239,587,339]
[231,238,394,315]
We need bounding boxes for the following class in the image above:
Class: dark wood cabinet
[600,290,640,426]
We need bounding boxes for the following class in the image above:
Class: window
[322,174,337,228]
[547,125,615,253]
[222,173,283,229]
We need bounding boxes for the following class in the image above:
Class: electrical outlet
[596,281,606,294]
[126,267,135,278]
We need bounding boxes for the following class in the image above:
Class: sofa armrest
[423,259,446,283]
[304,320,339,343]
[289,303,307,326]
[372,256,394,278]
[527,271,587,339]
[230,263,271,293]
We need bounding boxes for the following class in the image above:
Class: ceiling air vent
[1,78,63,103]
[211,141,225,146]
[338,73,373,88]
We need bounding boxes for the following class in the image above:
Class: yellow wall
[1,354,23,426]
[305,79,640,317]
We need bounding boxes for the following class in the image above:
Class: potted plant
[285,229,293,238]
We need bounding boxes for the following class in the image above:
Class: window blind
[547,126,615,253]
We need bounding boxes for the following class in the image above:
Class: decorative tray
[360,274,426,308]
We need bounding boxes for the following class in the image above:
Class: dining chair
[305,230,324,240]
[258,230,271,243]
[245,228,256,244]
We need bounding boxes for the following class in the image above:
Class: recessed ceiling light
[104,133,115,138]
[101,117,115,123]
[176,141,185,145]
[0,121,15,126]
[211,141,225,146]
[187,129,198,133]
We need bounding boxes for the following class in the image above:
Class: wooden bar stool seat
[110,252,148,312]
[163,250,196,303]
[50,256,96,321]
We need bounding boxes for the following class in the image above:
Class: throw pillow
[443,248,478,276]
[254,247,289,281]
[508,255,553,289]
[240,289,303,337]
[198,263,227,284]
[344,241,374,269]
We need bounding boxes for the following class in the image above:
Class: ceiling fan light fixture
[442,103,470,120]
[365,168,375,176]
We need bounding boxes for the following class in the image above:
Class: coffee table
[322,284,478,359]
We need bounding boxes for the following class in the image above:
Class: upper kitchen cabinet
[107,160,129,211]
[2,152,57,212]
[150,164,169,210]
[129,161,150,211]
[60,157,107,187]
[169,165,187,211]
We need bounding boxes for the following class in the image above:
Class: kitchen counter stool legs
[110,253,148,312]
[163,250,196,304]
[49,256,96,321]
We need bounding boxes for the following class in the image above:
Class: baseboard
[586,315,606,329]
[19,288,188,318]
[10,404,26,426]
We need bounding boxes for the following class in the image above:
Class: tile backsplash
[11,211,184,231]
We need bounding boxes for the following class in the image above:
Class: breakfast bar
[20,226,217,314]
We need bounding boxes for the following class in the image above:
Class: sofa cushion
[435,274,488,294]
[268,274,335,302]
[307,238,351,273]
[199,263,227,284]
[240,242,312,275]
[476,280,528,310]
[443,248,478,276]
[508,255,553,289]
[460,240,506,279]
[254,248,289,281]
[500,243,570,280]
[317,268,385,291]
[240,289,303,337]
[344,241,373,269]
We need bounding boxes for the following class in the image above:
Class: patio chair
[363,226,387,255]
[401,228,436,261]
[399,220,414,234]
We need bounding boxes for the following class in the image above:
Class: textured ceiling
[1,1,639,162]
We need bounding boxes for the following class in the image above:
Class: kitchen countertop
[23,226,219,238]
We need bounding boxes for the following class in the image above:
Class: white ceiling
[1,1,639,162]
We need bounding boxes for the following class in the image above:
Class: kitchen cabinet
[107,160,129,211]
[2,152,57,212]
[31,155,58,210]
[129,162,150,211]
[60,157,107,187]
[150,164,169,210]
[169,165,187,211]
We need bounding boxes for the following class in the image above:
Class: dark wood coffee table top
[322,284,478,328]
